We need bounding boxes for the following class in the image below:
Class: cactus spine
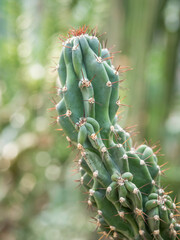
[55,27,180,240]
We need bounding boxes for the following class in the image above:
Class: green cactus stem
[54,26,180,240]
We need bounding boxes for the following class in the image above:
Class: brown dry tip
[68,25,89,37]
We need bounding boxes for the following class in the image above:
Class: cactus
[54,26,180,240]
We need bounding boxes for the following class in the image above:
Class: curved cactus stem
[55,28,179,240]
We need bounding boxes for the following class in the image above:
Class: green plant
[55,26,180,240]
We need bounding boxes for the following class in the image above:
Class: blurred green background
[0,0,180,239]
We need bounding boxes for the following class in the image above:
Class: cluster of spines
[50,27,180,239]
[76,142,180,239]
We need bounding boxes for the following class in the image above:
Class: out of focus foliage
[0,0,180,239]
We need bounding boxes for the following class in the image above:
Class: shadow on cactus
[54,26,180,240]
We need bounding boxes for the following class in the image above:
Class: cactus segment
[55,27,180,240]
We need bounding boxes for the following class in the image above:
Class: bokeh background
[0,0,180,239]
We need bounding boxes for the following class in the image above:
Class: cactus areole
[55,27,180,239]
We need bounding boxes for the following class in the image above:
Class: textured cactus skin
[55,28,180,240]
